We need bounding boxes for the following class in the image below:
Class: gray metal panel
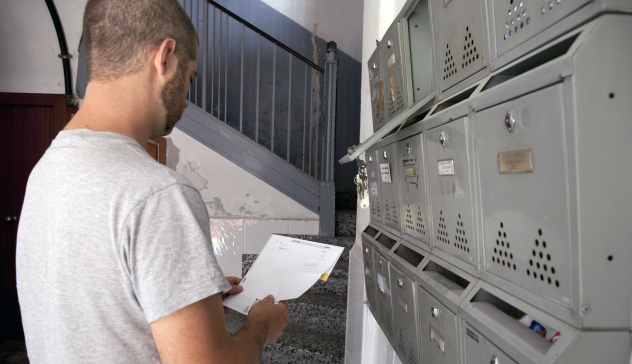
[491,0,590,59]
[474,84,573,309]
[366,149,383,223]
[378,142,402,231]
[397,133,430,248]
[363,238,378,314]
[381,21,409,124]
[369,48,386,132]
[406,0,435,105]
[461,323,517,364]
[425,118,478,268]
[177,105,320,213]
[418,286,462,364]
[571,14,632,329]
[459,281,579,364]
[390,265,421,364]
[374,250,395,341]
[430,0,489,93]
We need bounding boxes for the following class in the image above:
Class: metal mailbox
[425,118,478,270]
[406,0,435,105]
[397,132,430,249]
[380,21,409,124]
[362,225,381,315]
[389,240,429,364]
[378,140,402,232]
[369,48,386,132]
[429,0,489,93]
[416,256,477,364]
[459,281,631,364]
[473,84,572,310]
[374,248,395,342]
[366,147,382,224]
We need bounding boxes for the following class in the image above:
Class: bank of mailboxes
[363,13,632,364]
[371,0,631,111]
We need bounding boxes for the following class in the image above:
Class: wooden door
[0,93,73,340]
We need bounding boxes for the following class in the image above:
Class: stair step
[261,328,345,364]
[286,293,347,335]
[335,210,357,237]
[308,275,348,295]
[225,313,345,364]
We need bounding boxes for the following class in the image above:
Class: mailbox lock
[379,261,383,269]
[387,40,392,48]
[383,151,388,159]
[368,156,373,163]
[406,143,411,155]
[372,63,377,70]
[490,355,500,364]
[397,278,403,287]
[365,248,369,253]
[505,110,516,133]
[431,306,440,319]
[439,131,447,147]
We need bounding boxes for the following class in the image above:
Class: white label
[387,53,396,70]
[438,160,455,176]
[370,182,378,196]
[377,273,392,297]
[397,294,408,313]
[380,163,392,183]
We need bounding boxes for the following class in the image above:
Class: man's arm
[150,293,288,364]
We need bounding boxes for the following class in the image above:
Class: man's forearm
[225,316,268,364]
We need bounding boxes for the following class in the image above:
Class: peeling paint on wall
[169,127,319,220]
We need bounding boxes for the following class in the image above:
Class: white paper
[380,163,392,183]
[223,235,344,315]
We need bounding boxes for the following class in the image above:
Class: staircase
[226,210,356,364]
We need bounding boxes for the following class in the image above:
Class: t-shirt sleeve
[123,183,231,323]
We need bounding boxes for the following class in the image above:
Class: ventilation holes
[443,44,456,81]
[527,229,559,287]
[454,213,469,253]
[460,27,480,70]
[417,205,425,235]
[371,195,381,218]
[494,222,516,270]
[385,200,392,223]
[503,1,530,40]
[406,205,425,236]
[437,211,450,245]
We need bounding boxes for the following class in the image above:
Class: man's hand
[247,295,288,345]
[222,276,243,314]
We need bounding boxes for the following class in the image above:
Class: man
[16,0,288,363]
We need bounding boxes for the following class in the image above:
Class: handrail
[207,0,324,73]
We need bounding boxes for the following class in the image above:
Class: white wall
[261,0,365,63]
[166,128,320,278]
[346,0,408,363]
[0,0,87,94]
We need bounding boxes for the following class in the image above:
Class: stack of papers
[223,234,344,315]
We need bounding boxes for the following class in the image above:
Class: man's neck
[66,73,161,147]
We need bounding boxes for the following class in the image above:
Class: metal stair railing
[179,0,336,183]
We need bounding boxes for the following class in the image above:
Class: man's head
[83,0,198,135]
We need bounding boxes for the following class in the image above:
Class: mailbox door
[378,142,402,231]
[366,148,383,224]
[425,117,477,267]
[418,286,461,364]
[374,250,395,341]
[397,133,430,246]
[363,239,378,313]
[462,322,517,364]
[391,266,421,364]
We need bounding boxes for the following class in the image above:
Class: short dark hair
[83,0,198,82]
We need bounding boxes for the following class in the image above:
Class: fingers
[224,284,243,295]
[261,294,275,303]
[226,276,242,285]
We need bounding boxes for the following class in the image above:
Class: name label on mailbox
[498,149,533,173]
[438,160,455,176]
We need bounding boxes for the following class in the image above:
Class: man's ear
[154,38,178,78]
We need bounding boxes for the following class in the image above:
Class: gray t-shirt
[16,129,231,363]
